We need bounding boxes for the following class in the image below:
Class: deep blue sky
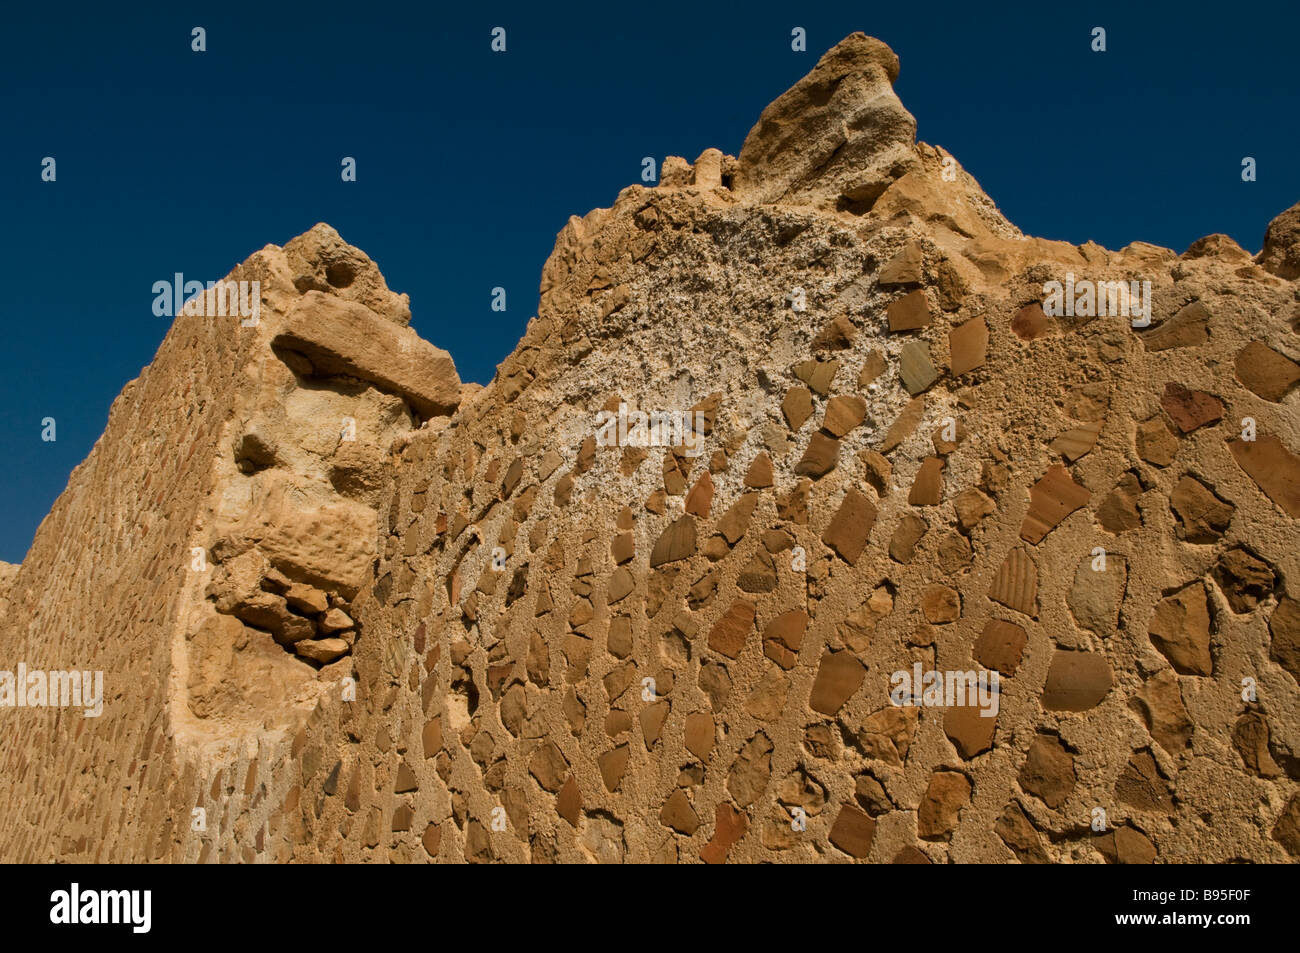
[2,2,1297,563]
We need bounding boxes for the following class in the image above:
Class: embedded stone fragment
[948,316,988,376]
[829,803,876,859]
[598,745,629,792]
[708,600,756,660]
[793,359,839,396]
[943,702,996,759]
[953,487,994,533]
[660,789,700,835]
[861,450,892,495]
[1228,435,1300,517]
[856,705,918,767]
[1147,582,1213,676]
[1136,416,1178,467]
[1019,734,1075,809]
[838,587,893,653]
[859,351,887,388]
[889,512,927,564]
[737,550,778,593]
[908,457,944,505]
[821,488,877,565]
[879,241,923,284]
[813,314,857,350]
[1160,382,1223,433]
[1011,303,1050,341]
[899,341,938,395]
[1096,472,1142,534]
[556,775,582,826]
[1169,475,1233,543]
[1269,596,1300,684]
[880,396,924,453]
[684,713,715,761]
[1131,669,1193,753]
[1020,465,1091,543]
[782,387,814,430]
[921,585,960,623]
[1235,340,1300,402]
[744,669,790,722]
[1115,750,1173,811]
[887,290,932,331]
[726,732,773,808]
[1068,553,1127,636]
[700,804,749,864]
[795,431,840,477]
[685,471,714,517]
[988,547,1037,617]
[1274,795,1300,857]
[822,395,867,437]
[649,516,697,567]
[1213,548,1275,614]
[744,452,774,488]
[917,771,970,841]
[1140,300,1209,351]
[1095,827,1157,864]
[763,610,809,670]
[973,619,1027,675]
[995,802,1049,863]
[1050,421,1102,462]
[1041,650,1111,711]
[809,649,867,714]
[529,741,568,793]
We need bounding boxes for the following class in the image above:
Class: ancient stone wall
[2,34,1299,863]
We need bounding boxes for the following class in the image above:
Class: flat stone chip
[822,395,867,437]
[1050,421,1102,462]
[708,600,756,659]
[899,341,939,395]
[887,290,932,331]
[782,387,814,430]
[948,316,988,375]
[1020,465,1091,543]
[944,703,996,759]
[1161,382,1223,433]
[1228,435,1300,517]
[1041,650,1112,711]
[809,650,867,714]
[880,396,925,452]
[1234,341,1300,402]
[821,488,878,565]
[649,515,697,566]
[1140,300,1210,351]
[878,241,924,285]
[908,457,945,505]
[1011,303,1051,340]
[1147,582,1213,676]
[989,547,1037,617]
[973,619,1027,675]
[828,803,877,858]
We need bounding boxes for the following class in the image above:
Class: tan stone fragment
[1228,435,1300,517]
[1020,465,1091,543]
[948,316,988,375]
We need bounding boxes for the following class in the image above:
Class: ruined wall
[3,34,1299,863]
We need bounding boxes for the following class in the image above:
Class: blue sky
[2,1,1297,563]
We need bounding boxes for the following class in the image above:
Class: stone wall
[2,34,1299,864]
